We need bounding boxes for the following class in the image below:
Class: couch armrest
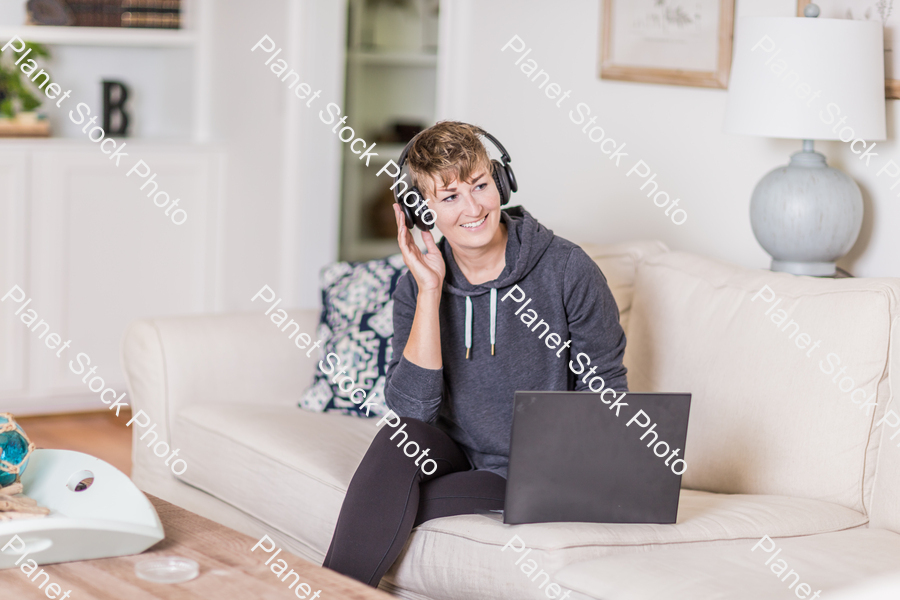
[122,310,321,492]
[122,310,320,421]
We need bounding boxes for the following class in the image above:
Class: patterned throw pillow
[300,254,408,417]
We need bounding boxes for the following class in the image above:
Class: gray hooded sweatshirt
[384,206,628,478]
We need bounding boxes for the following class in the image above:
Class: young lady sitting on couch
[323,121,628,586]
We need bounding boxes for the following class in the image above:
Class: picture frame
[796,0,900,98]
[599,0,736,89]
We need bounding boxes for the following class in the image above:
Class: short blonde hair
[406,121,494,199]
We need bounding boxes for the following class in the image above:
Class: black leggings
[323,417,506,586]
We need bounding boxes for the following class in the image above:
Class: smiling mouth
[460,216,487,229]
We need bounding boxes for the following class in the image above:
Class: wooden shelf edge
[0,25,195,47]
[347,50,437,67]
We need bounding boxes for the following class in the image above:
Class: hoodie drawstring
[490,288,497,356]
[465,296,473,359]
[465,291,498,358]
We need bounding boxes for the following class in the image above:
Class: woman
[323,121,627,586]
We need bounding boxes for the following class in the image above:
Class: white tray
[0,449,164,569]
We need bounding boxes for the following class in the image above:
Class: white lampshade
[725,16,886,141]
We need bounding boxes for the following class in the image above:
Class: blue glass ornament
[0,413,33,488]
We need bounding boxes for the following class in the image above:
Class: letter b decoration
[102,80,129,136]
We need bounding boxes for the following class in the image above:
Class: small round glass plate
[135,557,199,584]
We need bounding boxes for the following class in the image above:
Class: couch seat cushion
[171,402,380,556]
[385,492,866,600]
[554,528,900,600]
[172,402,867,600]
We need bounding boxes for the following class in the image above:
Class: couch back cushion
[579,241,669,336]
[624,252,900,514]
[870,315,900,532]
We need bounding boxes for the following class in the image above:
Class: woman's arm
[393,204,444,368]
[382,206,446,422]
[564,247,629,392]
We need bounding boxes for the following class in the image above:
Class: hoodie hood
[438,206,555,297]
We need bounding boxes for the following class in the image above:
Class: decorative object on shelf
[102,79,129,135]
[0,39,51,136]
[421,0,439,52]
[0,449,165,567]
[724,6,885,276]
[797,0,899,98]
[367,183,400,239]
[26,0,74,26]
[0,112,50,137]
[0,413,34,488]
[369,0,423,52]
[374,121,424,144]
[600,0,735,89]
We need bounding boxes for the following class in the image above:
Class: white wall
[206,0,345,310]
[437,0,900,277]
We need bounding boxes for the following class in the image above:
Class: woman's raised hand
[394,204,445,294]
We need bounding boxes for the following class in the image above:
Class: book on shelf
[63,0,181,29]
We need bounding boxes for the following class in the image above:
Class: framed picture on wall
[797,0,900,98]
[599,0,736,89]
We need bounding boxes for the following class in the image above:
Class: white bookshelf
[340,0,440,262]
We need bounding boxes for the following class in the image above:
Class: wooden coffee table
[1,495,393,599]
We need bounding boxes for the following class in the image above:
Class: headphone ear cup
[398,197,416,229]
[397,186,434,231]
[492,159,511,205]
[505,162,518,194]
[413,186,435,231]
[394,184,417,230]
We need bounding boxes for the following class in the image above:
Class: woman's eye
[475,183,487,191]
[442,194,457,202]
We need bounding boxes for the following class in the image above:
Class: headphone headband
[480,132,512,165]
[397,129,512,174]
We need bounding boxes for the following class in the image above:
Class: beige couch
[121,241,900,599]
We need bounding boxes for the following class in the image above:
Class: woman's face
[425,166,503,251]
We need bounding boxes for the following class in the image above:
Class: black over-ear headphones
[393,130,518,231]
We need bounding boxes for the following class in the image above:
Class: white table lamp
[724,7,886,276]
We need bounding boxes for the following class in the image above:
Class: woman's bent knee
[371,417,443,475]
[373,416,436,447]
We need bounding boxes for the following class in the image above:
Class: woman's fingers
[421,229,440,256]
[393,205,441,288]
[395,206,412,253]
[396,219,422,266]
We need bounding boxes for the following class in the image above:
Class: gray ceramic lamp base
[750,148,862,277]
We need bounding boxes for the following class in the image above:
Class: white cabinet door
[16,145,223,414]
[0,152,28,399]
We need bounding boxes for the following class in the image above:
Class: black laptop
[502,391,692,525]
